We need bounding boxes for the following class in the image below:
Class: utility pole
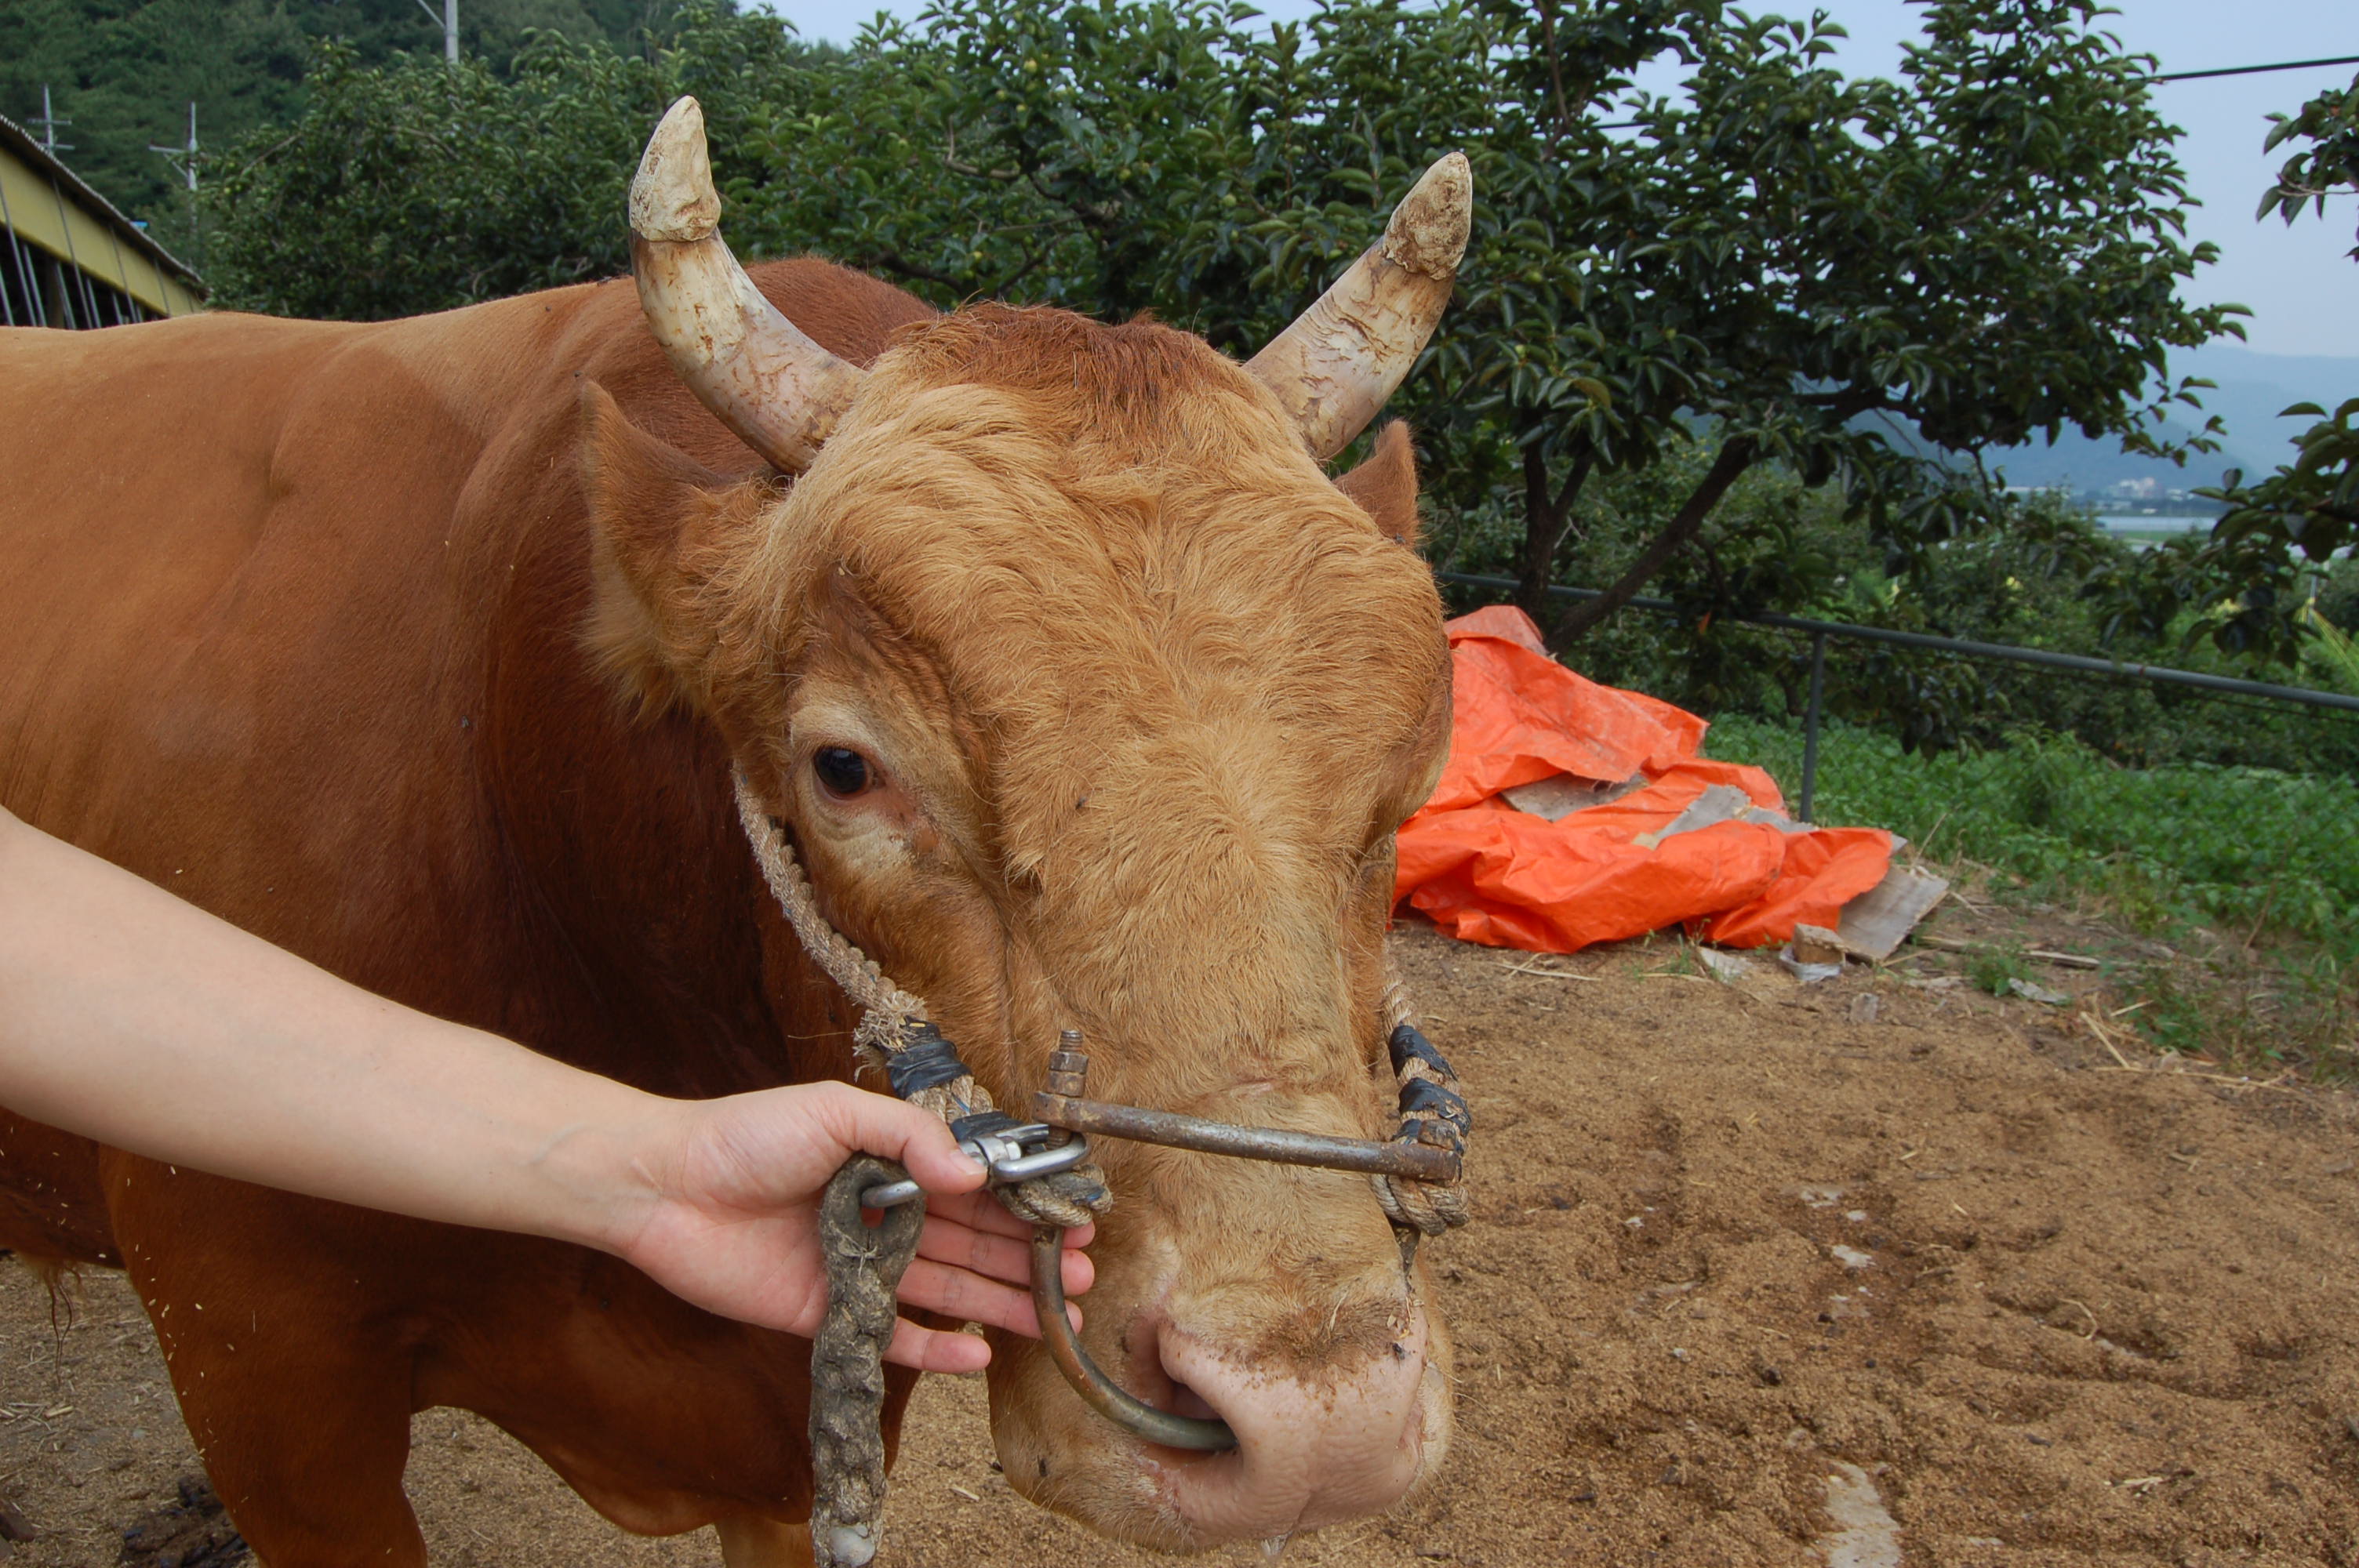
[147,103,198,194]
[33,85,71,156]
[413,0,459,62]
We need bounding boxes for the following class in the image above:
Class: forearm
[0,808,664,1249]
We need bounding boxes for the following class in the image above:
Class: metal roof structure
[0,110,206,327]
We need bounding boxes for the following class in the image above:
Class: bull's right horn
[1245,151,1473,463]
[628,96,863,474]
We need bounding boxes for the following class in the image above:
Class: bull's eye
[812,746,872,799]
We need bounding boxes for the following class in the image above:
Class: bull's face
[586,99,1468,1550]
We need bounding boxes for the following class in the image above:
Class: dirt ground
[4,919,2357,1566]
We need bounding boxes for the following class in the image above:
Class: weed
[2125,946,2354,1077]
[1968,943,2032,997]
[1706,717,2359,1076]
[1652,942,1701,978]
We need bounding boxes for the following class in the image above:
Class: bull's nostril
[1163,1377,1219,1424]
[1137,1311,1444,1543]
[1124,1313,1230,1428]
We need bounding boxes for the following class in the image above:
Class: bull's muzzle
[860,1034,1467,1453]
[1027,1042,1463,1451]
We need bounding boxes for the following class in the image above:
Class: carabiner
[859,1128,1093,1209]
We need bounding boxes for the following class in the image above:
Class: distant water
[2095,514,2212,535]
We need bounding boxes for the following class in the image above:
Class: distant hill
[1982,341,2358,495]
[2174,342,2359,475]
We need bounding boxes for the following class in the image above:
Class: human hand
[598,1080,1094,1372]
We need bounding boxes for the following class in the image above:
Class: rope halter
[732,773,1109,1229]
[731,770,1470,1234]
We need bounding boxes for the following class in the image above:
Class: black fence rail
[1436,572,2359,820]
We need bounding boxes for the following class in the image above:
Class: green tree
[2154,71,2359,665]
[2260,70,2359,262]
[0,0,312,263]
[823,0,2238,655]
[1244,0,2237,647]
[735,0,1321,332]
[0,0,739,265]
[203,6,802,318]
[198,0,2244,704]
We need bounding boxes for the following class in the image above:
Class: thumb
[809,1082,988,1196]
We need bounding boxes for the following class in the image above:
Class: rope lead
[807,1157,925,1568]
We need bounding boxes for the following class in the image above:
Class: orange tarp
[1394,606,1892,954]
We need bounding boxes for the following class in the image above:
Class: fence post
[1798,629,1828,824]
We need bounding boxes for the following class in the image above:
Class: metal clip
[859,1125,1093,1209]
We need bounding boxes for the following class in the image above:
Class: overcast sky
[755,0,2358,358]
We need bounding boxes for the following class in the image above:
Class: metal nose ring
[1028,1042,1234,1450]
[1029,1223,1235,1450]
[1000,1035,1467,1455]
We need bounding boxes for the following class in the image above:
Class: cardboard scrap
[1500,771,1650,822]
[1697,947,1754,984]
[1833,864,1952,962]
[1633,782,1812,848]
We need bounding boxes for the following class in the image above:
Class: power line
[2154,53,2359,84]
[1587,52,2359,130]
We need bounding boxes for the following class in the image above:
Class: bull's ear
[1334,420,1422,547]
[580,383,769,716]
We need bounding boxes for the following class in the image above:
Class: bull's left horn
[628,96,863,474]
[1245,152,1473,462]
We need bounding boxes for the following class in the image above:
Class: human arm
[0,805,1088,1372]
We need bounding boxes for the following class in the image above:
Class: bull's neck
[464,324,829,1101]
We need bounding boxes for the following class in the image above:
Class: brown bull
[0,100,1466,1563]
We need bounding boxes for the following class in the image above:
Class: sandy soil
[4,920,2357,1566]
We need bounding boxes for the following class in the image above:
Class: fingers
[884,1317,992,1373]
[896,1256,1082,1341]
[879,1211,1095,1370]
[922,1188,1096,1252]
[879,1293,1085,1371]
[917,1209,1094,1296]
[801,1083,987,1196]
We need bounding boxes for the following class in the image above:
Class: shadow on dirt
[118,1476,247,1568]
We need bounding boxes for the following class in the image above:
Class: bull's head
[589,97,1466,1550]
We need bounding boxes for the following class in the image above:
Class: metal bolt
[1046,1032,1089,1098]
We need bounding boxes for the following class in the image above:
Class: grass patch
[1966,942,2033,998]
[1705,716,2358,1075]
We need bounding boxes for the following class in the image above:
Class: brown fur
[0,258,1450,1561]
[1335,422,1424,546]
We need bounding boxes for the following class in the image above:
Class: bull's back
[4,307,523,837]
[0,307,540,1257]
[0,263,924,898]
[0,314,350,802]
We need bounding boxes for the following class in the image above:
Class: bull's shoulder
[745,256,939,367]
